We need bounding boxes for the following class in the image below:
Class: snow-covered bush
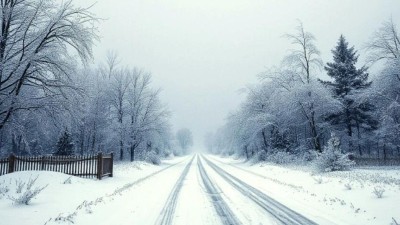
[8,176,48,205]
[267,151,295,164]
[0,181,10,198]
[372,186,385,198]
[297,148,319,162]
[313,133,355,173]
[144,151,161,165]
[249,151,268,164]
[162,149,173,158]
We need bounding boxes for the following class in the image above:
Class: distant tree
[176,128,193,154]
[204,132,215,153]
[55,129,74,156]
[322,35,378,154]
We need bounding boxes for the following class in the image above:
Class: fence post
[110,152,114,177]
[97,152,103,180]
[41,156,46,170]
[8,153,15,174]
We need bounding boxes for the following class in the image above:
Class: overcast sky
[75,0,400,146]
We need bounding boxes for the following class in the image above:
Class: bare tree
[0,0,98,132]
[366,19,400,159]
[108,68,132,160]
[284,21,323,84]
[127,69,170,161]
[283,22,323,152]
[366,18,400,65]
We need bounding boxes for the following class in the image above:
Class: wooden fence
[0,153,113,180]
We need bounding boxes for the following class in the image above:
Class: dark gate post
[97,152,103,180]
[110,152,114,177]
[8,153,15,173]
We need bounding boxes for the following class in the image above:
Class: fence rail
[0,153,113,179]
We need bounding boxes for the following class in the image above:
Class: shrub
[9,185,48,205]
[8,176,48,205]
[0,182,10,198]
[372,186,385,198]
[249,151,268,163]
[268,151,295,164]
[313,133,355,173]
[145,151,161,165]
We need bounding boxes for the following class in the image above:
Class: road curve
[201,155,317,225]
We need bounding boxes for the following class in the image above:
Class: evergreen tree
[55,129,74,156]
[322,35,378,154]
[313,132,355,172]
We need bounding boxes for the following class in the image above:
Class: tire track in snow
[45,158,190,225]
[201,155,317,225]
[197,156,242,225]
[110,158,191,195]
[155,156,195,225]
[209,156,304,191]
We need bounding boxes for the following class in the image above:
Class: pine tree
[55,129,74,156]
[322,35,378,154]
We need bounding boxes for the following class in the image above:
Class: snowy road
[200,155,317,225]
[46,154,328,225]
[3,154,397,225]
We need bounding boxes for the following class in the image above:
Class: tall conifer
[322,35,378,154]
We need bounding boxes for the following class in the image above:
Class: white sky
[74,0,400,146]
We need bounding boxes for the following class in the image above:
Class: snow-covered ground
[210,155,400,225]
[0,156,187,225]
[1,154,399,225]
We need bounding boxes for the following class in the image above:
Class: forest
[0,0,399,166]
[206,20,400,164]
[0,0,179,161]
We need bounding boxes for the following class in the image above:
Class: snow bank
[0,157,185,225]
[212,155,400,225]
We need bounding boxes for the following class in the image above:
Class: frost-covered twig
[372,186,385,198]
[15,179,25,194]
[9,184,48,205]
[26,176,39,190]
[8,176,48,205]
[63,177,72,184]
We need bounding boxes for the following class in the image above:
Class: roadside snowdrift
[0,157,184,225]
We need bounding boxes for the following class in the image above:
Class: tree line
[0,0,177,161]
[206,20,400,162]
